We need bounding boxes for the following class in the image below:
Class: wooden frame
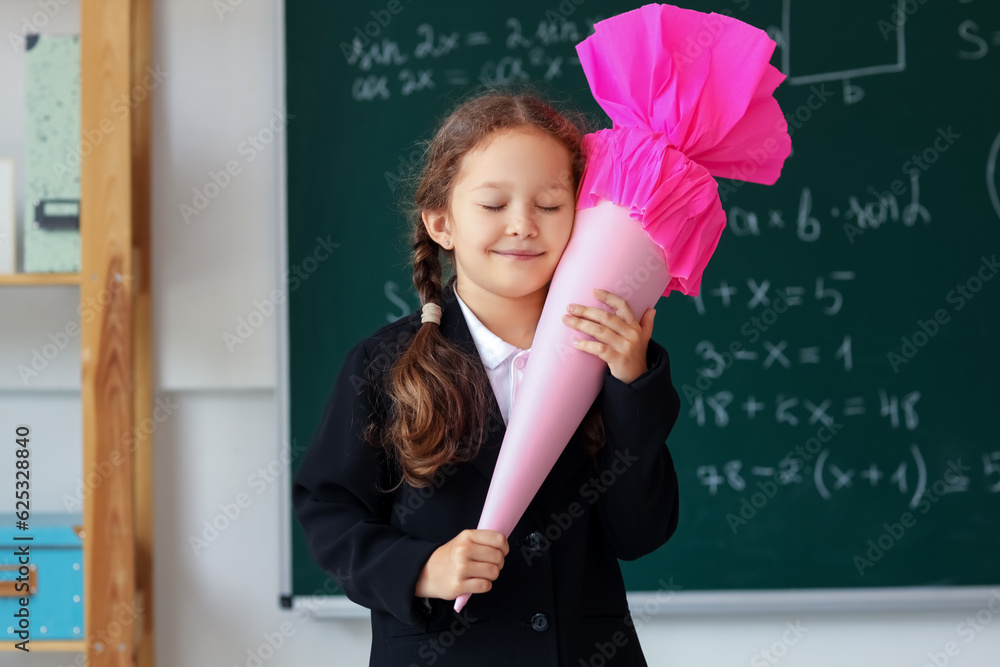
[80,0,153,665]
[0,1,154,663]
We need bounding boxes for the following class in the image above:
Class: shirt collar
[453,288,526,370]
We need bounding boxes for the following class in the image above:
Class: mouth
[493,250,544,258]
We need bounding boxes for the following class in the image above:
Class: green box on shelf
[23,33,81,274]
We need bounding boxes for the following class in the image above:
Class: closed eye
[479,204,563,212]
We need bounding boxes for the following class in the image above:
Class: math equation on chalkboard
[697,443,1000,504]
[343,13,604,101]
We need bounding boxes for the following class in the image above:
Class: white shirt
[454,290,530,426]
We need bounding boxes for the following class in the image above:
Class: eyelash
[480,205,562,213]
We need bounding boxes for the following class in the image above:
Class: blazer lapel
[435,283,591,500]
[436,284,506,483]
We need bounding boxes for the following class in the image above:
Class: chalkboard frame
[276,0,1000,613]
[283,587,1000,617]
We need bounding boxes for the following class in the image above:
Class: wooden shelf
[0,639,86,652]
[0,1,154,664]
[0,2,153,664]
[0,272,80,286]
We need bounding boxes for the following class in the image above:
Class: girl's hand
[415,529,508,601]
[562,287,656,385]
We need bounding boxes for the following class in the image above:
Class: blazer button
[530,613,549,632]
[526,532,544,552]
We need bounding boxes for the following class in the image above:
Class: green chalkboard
[286,0,1000,603]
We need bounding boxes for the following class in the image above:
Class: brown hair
[366,88,605,489]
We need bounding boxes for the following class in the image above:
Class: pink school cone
[454,3,790,613]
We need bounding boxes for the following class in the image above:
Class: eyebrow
[471,181,512,191]
[471,180,571,192]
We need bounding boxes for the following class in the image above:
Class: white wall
[0,1,998,665]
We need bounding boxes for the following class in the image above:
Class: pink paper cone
[453,199,670,613]
[454,2,790,613]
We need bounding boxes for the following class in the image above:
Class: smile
[493,251,543,260]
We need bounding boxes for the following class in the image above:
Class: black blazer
[292,282,682,667]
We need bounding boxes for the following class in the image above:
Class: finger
[458,560,503,583]
[640,307,656,340]
[565,302,634,340]
[458,543,506,568]
[460,577,494,595]
[469,529,509,555]
[594,288,638,326]
[564,314,634,356]
[571,338,610,361]
[563,304,627,336]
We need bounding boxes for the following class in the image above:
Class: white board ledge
[288,585,1000,619]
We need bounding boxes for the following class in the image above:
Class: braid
[411,224,445,311]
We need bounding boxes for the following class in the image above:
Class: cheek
[454,214,493,247]
[558,214,575,244]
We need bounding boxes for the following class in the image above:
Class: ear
[421,209,452,249]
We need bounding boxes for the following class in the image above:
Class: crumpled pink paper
[575,2,790,296]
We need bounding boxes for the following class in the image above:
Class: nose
[506,205,539,237]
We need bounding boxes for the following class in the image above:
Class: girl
[293,89,682,666]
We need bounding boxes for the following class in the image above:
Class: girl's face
[426,127,576,301]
